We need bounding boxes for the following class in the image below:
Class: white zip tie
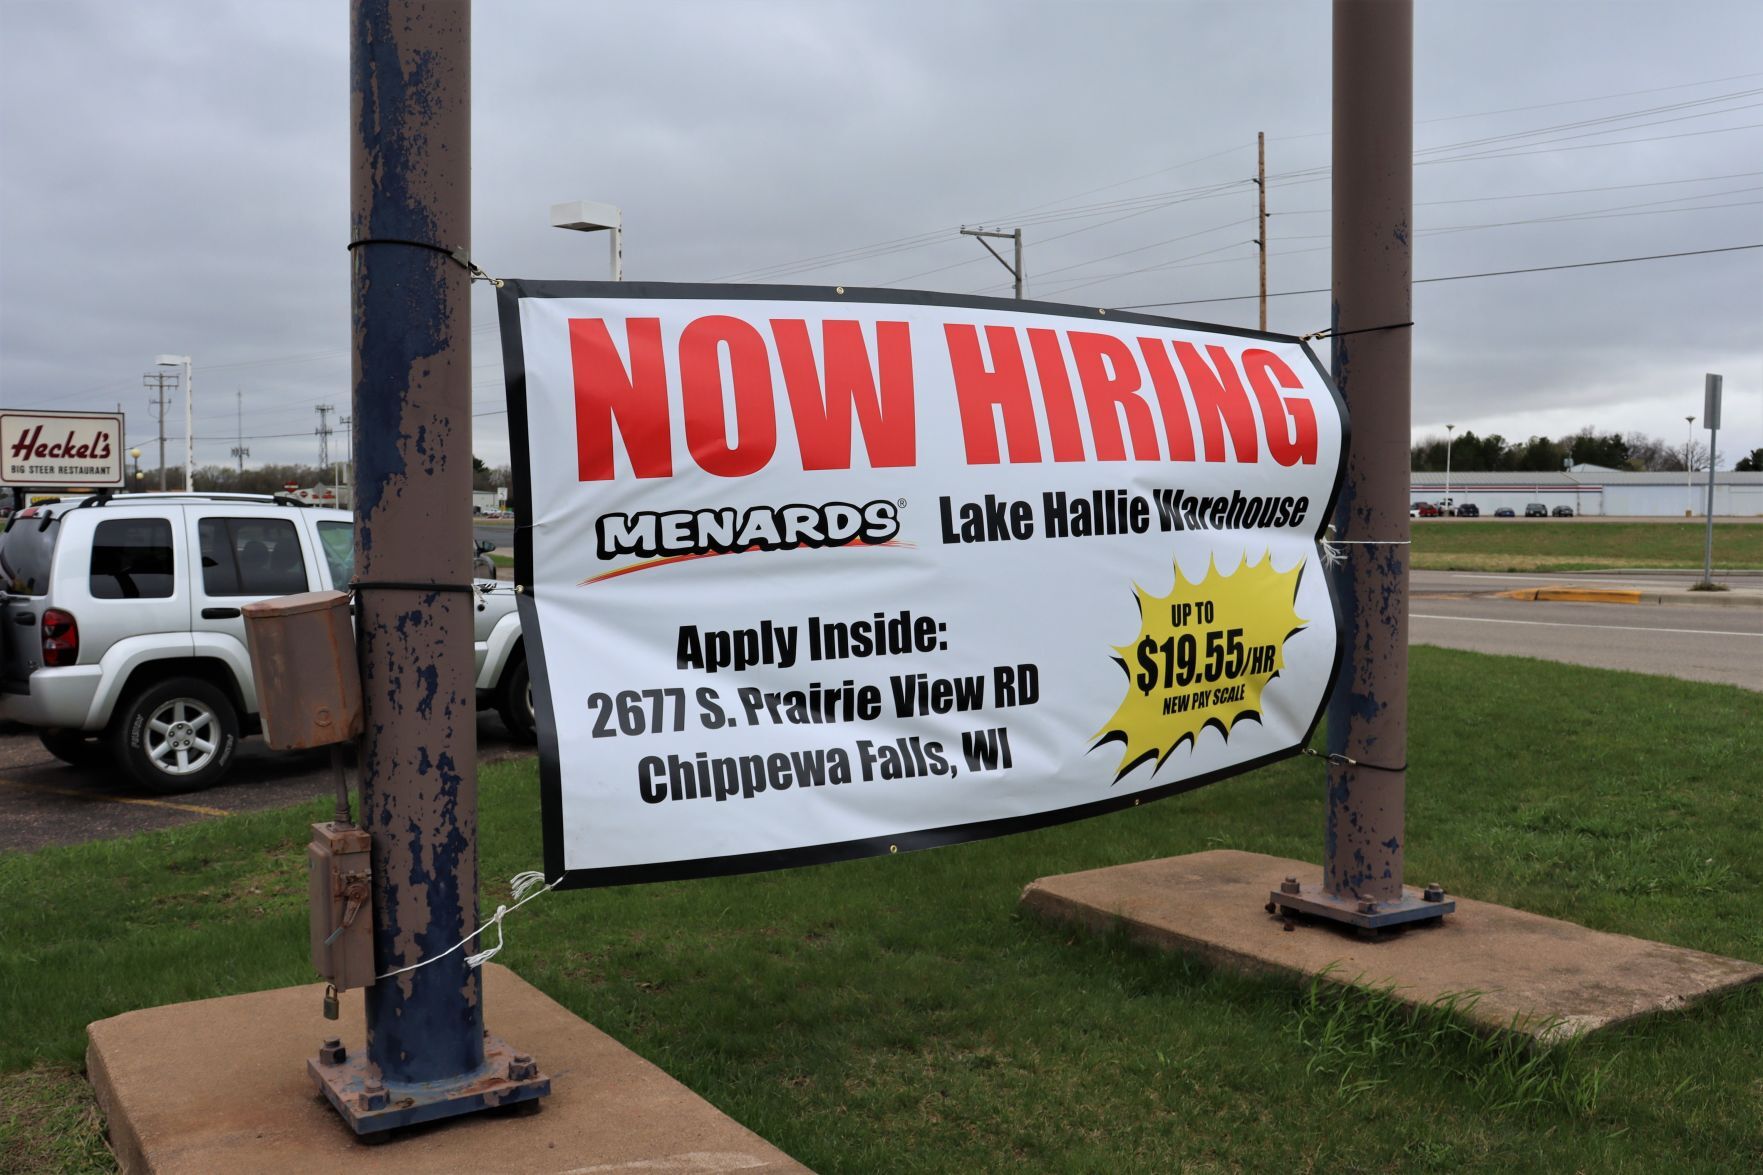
[377,870,558,980]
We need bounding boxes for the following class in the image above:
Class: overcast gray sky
[2,0,1758,474]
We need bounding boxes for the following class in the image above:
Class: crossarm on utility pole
[960,226,1025,299]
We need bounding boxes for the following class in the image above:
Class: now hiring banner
[497,282,1347,888]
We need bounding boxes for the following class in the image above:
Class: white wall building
[1410,467,1762,517]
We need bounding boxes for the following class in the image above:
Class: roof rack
[80,491,315,508]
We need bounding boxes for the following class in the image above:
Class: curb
[1497,587,1640,604]
[1496,587,1763,609]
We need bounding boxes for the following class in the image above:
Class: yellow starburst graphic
[1093,550,1308,782]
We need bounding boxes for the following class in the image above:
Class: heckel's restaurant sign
[498,282,1347,888]
[1,410,127,489]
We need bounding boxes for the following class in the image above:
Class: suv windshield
[0,515,60,596]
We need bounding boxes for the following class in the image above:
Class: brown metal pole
[1326,0,1412,904]
[351,0,482,1083]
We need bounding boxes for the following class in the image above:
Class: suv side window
[316,520,353,588]
[199,517,310,596]
[90,518,176,600]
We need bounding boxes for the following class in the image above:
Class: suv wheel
[37,728,111,768]
[498,655,537,743]
[110,678,240,793]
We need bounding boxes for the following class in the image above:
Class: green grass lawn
[1410,520,1763,572]
[3,646,1761,1171]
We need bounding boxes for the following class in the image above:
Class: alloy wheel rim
[145,698,220,776]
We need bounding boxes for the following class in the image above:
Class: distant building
[1410,469,1762,516]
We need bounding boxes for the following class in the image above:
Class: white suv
[0,493,532,792]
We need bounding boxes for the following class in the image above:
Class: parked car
[1454,503,1480,517]
[1552,505,1575,517]
[0,493,533,793]
[1494,507,1516,518]
[1415,502,1441,517]
[1524,503,1548,517]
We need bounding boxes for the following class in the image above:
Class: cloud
[2,0,1758,473]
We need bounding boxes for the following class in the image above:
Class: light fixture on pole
[129,447,142,490]
[1684,415,1696,516]
[1443,423,1455,516]
[549,201,622,280]
[156,355,193,490]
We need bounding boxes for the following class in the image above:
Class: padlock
[323,982,340,1020]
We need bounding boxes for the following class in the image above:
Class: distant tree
[1513,435,1567,472]
[471,454,497,492]
[1561,428,1629,469]
[1734,448,1762,473]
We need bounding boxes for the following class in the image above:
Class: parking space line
[0,777,230,817]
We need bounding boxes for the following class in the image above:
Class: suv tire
[37,728,111,768]
[110,677,240,793]
[498,655,537,743]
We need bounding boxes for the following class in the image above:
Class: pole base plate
[1270,880,1455,931]
[309,1034,550,1137]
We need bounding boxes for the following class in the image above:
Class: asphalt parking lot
[0,714,533,853]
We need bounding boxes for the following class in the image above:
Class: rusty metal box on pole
[241,590,362,751]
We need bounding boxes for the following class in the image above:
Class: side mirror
[475,539,496,554]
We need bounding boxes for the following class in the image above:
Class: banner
[498,282,1346,888]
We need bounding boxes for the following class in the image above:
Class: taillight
[42,608,79,667]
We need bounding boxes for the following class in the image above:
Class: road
[473,516,515,552]
[0,714,533,854]
[1411,570,1761,690]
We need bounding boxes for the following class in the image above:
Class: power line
[1108,243,1763,311]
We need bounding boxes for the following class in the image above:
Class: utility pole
[231,391,250,472]
[1314,0,1444,930]
[336,414,350,494]
[1255,131,1268,332]
[960,226,1024,299]
[314,403,334,471]
[325,0,546,1136]
[143,372,173,491]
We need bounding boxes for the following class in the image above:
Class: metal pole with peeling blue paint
[1306,0,1450,933]
[310,0,547,1135]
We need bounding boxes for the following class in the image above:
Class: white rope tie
[1320,528,1412,568]
[377,870,557,980]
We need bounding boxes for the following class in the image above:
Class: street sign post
[1701,373,1723,587]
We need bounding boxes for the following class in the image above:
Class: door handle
[202,606,242,620]
[13,612,34,625]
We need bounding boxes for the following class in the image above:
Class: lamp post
[1443,423,1455,516]
[549,201,622,280]
[156,355,193,490]
[128,447,142,490]
[1685,415,1696,516]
